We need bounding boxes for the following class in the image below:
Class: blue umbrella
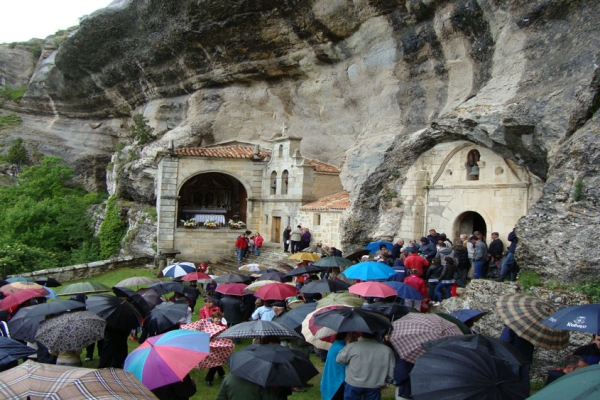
[43,286,58,299]
[342,262,397,281]
[162,262,196,278]
[6,277,35,283]
[0,336,36,368]
[365,241,394,254]
[450,309,487,324]
[382,281,424,300]
[540,303,600,334]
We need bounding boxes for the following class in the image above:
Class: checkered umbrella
[180,320,236,370]
[496,294,570,349]
[217,320,302,339]
[0,360,157,399]
[389,313,464,363]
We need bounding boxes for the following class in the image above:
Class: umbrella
[274,302,317,332]
[527,363,600,400]
[228,344,319,387]
[181,320,235,370]
[349,281,398,298]
[341,262,396,281]
[150,281,185,296]
[256,271,290,282]
[246,280,295,293]
[7,300,87,342]
[0,288,50,311]
[0,360,158,399]
[1,282,44,295]
[316,292,364,309]
[288,252,321,262]
[43,287,58,300]
[112,287,151,318]
[33,277,62,287]
[5,277,35,283]
[365,241,393,254]
[301,305,348,350]
[216,283,248,296]
[217,320,303,340]
[450,309,487,324]
[213,273,252,284]
[302,245,331,255]
[300,279,351,294]
[411,344,528,400]
[161,262,197,278]
[435,313,473,335]
[540,303,600,334]
[344,249,370,262]
[497,294,570,349]
[313,256,354,268]
[239,264,268,272]
[144,302,189,335]
[35,311,106,351]
[254,282,298,301]
[86,294,143,331]
[0,280,7,288]
[422,334,531,377]
[57,282,111,296]
[275,262,294,272]
[284,265,324,277]
[180,272,211,281]
[124,330,211,390]
[115,276,161,287]
[389,313,464,363]
[136,287,162,310]
[363,302,417,321]
[382,281,425,300]
[0,336,36,368]
[312,307,391,336]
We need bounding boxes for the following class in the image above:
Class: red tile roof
[300,191,350,211]
[304,158,341,174]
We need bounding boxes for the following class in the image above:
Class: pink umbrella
[349,282,398,298]
[180,272,211,281]
[0,288,50,312]
[301,304,348,350]
[181,320,235,370]
[254,282,298,301]
[215,283,248,296]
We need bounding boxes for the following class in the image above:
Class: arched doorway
[454,211,487,242]
[177,172,248,225]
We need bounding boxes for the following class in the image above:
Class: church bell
[469,165,480,176]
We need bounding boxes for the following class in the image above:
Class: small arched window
[282,170,289,195]
[270,171,278,195]
[466,149,481,181]
[278,145,284,158]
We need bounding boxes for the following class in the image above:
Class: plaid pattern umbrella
[35,311,106,352]
[389,313,464,363]
[217,320,302,339]
[496,294,570,349]
[0,360,157,399]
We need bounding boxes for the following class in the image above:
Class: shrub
[519,270,541,291]
[6,137,28,169]
[99,196,128,258]
[574,281,600,302]
[0,114,22,131]
[130,114,156,145]
[0,86,26,103]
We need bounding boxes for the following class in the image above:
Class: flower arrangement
[204,220,219,228]
[181,219,196,227]
[228,219,246,229]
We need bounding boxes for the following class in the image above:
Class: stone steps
[211,245,294,275]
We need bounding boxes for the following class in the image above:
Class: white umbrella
[162,262,196,278]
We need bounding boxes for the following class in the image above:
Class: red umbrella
[349,282,398,298]
[254,282,298,301]
[215,283,248,296]
[0,288,50,312]
[0,282,44,295]
[180,272,211,281]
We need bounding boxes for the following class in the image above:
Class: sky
[0,0,114,44]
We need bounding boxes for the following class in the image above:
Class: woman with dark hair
[573,334,600,365]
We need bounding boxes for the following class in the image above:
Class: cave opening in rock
[454,211,487,241]
[177,172,247,226]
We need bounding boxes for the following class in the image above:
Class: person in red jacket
[253,232,264,256]
[235,233,248,263]
[404,269,429,312]
[403,247,430,277]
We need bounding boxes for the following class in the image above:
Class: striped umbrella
[496,294,570,349]
[162,262,196,278]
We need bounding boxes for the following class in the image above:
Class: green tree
[130,114,156,145]
[99,196,128,258]
[6,137,29,170]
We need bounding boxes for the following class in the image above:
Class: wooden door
[273,217,281,243]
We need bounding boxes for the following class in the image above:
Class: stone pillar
[157,155,179,252]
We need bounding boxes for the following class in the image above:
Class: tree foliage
[6,137,29,169]
[99,196,128,258]
[130,114,156,145]
[0,157,102,275]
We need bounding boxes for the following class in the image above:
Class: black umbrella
[411,344,528,400]
[216,320,302,339]
[86,294,142,331]
[273,302,317,333]
[363,302,417,321]
[7,300,87,342]
[213,273,252,284]
[421,334,531,377]
[33,278,62,288]
[299,279,350,294]
[113,287,150,318]
[284,265,324,277]
[313,256,354,269]
[144,302,188,335]
[256,272,291,282]
[312,307,391,334]
[228,344,319,387]
[0,336,36,368]
[136,287,161,311]
[150,281,185,296]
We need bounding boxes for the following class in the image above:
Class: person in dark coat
[152,373,197,400]
[283,226,292,253]
[544,355,588,387]
[98,326,129,369]
[390,239,405,260]
[573,334,600,365]
[499,326,533,392]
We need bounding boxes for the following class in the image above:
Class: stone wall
[296,209,344,250]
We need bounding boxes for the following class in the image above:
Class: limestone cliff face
[1,0,599,281]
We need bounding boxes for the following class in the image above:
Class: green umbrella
[57,282,111,296]
[313,256,354,268]
[316,292,363,309]
[528,363,600,400]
